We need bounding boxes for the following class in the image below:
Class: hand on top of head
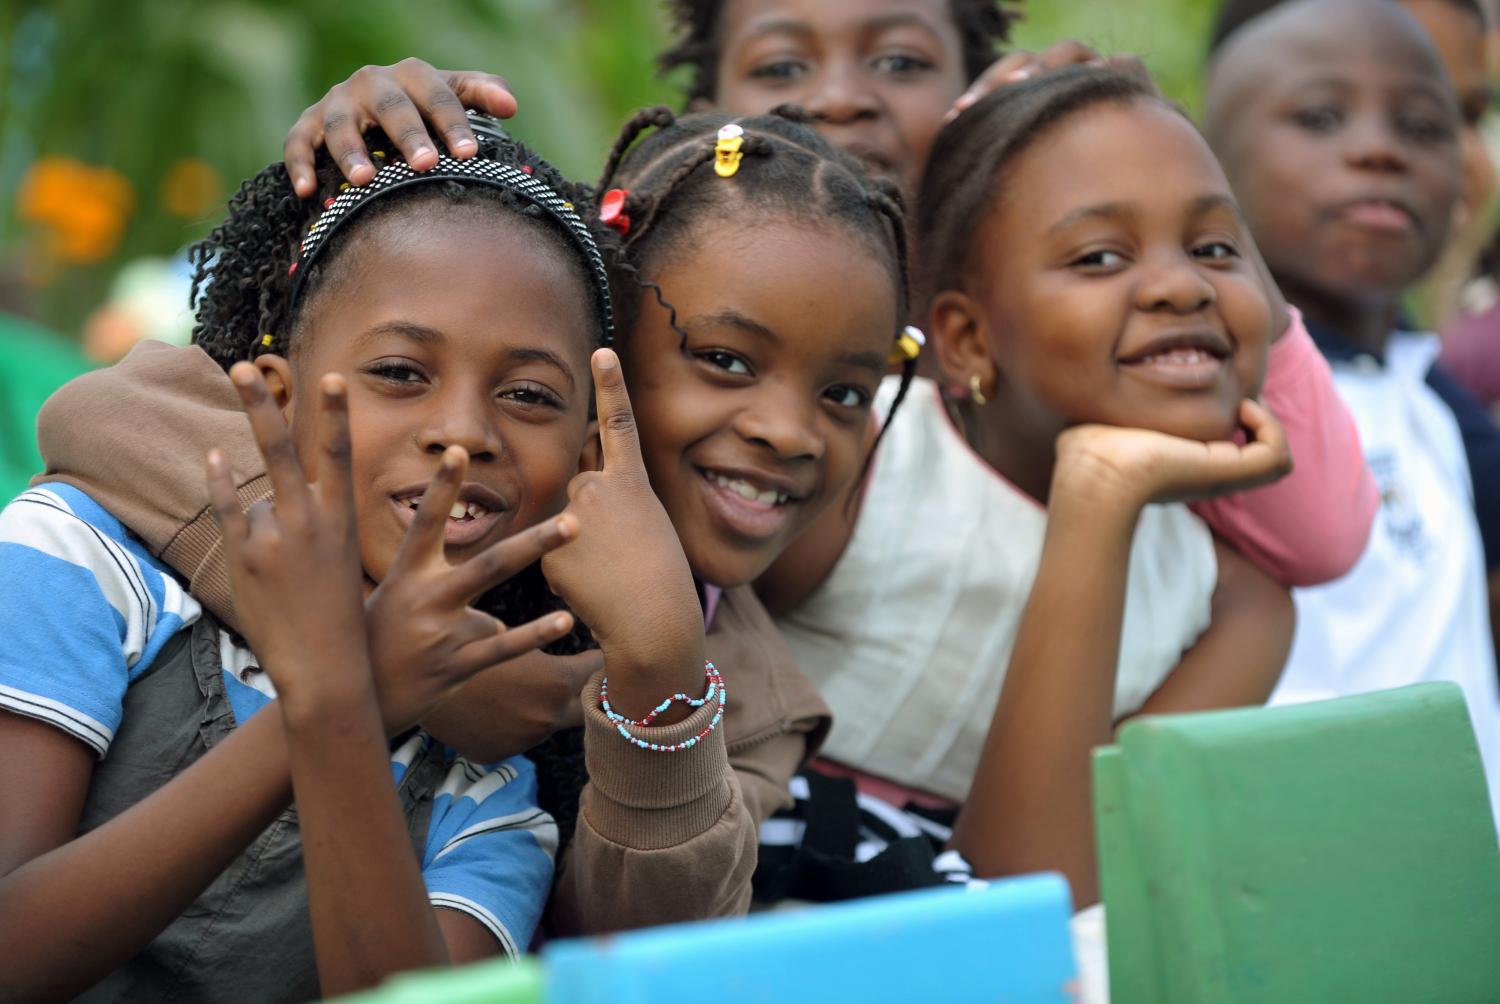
[540,349,703,680]
[207,363,583,736]
[944,39,1157,124]
[1052,398,1292,512]
[284,58,516,197]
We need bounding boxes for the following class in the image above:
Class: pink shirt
[1189,309,1378,587]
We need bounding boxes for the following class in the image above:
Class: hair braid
[598,105,679,192]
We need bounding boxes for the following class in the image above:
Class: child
[279,5,1375,592]
[758,65,1293,906]
[36,111,916,934]
[0,127,703,999]
[1203,0,1500,818]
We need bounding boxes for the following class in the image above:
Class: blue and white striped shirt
[0,483,555,955]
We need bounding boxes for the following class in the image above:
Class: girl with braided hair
[1,122,712,998]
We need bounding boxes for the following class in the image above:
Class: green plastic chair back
[1095,682,1500,1003]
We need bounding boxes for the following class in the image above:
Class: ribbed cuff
[578,670,734,850]
[162,474,272,632]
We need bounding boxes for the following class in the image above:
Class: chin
[1149,403,1242,444]
[688,543,772,593]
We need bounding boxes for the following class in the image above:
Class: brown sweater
[34,340,831,938]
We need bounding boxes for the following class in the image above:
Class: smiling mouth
[695,467,801,543]
[1335,198,1417,233]
[397,497,493,521]
[390,493,505,547]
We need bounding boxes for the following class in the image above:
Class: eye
[1396,112,1454,145]
[1192,240,1240,262]
[823,383,872,409]
[696,349,753,376]
[871,52,934,75]
[749,59,808,82]
[1290,106,1342,133]
[499,382,563,409]
[365,361,426,385]
[1071,249,1127,270]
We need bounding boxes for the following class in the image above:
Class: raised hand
[541,349,705,719]
[364,445,583,736]
[205,364,368,710]
[1053,398,1292,510]
[284,58,516,197]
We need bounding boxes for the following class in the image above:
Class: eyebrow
[741,12,941,43]
[1046,194,1243,237]
[358,321,576,389]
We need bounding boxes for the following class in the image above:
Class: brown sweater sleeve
[33,340,262,632]
[546,586,830,937]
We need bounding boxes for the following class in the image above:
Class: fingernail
[454,137,477,153]
[413,145,434,160]
[596,351,617,370]
[955,93,976,110]
[553,614,571,633]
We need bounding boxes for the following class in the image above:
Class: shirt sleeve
[1426,364,1500,571]
[0,484,197,756]
[422,753,557,958]
[1190,310,1379,586]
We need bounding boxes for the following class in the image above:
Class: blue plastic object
[544,874,1077,1004]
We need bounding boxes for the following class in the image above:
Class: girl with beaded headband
[0,119,716,998]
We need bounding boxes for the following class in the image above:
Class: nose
[733,383,824,462]
[415,387,501,461]
[803,61,880,124]
[1136,251,1216,314]
[1344,113,1410,175]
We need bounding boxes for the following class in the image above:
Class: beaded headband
[288,144,614,346]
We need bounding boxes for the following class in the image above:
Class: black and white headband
[287,139,615,346]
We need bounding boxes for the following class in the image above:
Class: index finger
[228,362,310,519]
[311,374,355,513]
[591,348,645,473]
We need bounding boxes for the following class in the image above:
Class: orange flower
[17,157,134,264]
[160,158,222,218]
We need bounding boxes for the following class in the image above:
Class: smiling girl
[764,66,1297,905]
[0,126,704,999]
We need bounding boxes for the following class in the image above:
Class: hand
[541,350,704,715]
[205,365,368,709]
[1052,399,1292,511]
[365,446,582,736]
[943,41,1156,123]
[420,647,606,763]
[284,58,517,197]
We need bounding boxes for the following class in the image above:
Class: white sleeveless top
[775,378,1219,802]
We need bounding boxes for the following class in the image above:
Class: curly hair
[658,0,1019,105]
[188,125,616,369]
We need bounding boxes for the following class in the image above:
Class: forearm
[951,493,1138,906]
[281,674,450,996]
[548,674,750,936]
[0,711,293,1001]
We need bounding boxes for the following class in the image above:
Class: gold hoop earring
[969,373,988,407]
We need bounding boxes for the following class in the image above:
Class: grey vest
[74,614,448,1003]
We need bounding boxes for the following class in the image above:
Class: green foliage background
[0,0,1212,338]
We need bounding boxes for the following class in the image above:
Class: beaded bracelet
[599,661,727,753]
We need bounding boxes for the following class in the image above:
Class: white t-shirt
[1278,332,1500,828]
[775,378,1218,802]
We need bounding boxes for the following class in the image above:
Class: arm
[1191,311,1378,587]
[950,403,1291,907]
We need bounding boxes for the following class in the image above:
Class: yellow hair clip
[261,333,274,348]
[888,325,926,365]
[714,123,745,178]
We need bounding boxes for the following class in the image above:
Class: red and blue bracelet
[599,660,726,752]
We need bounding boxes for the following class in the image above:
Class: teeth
[709,473,788,505]
[397,498,489,519]
[450,502,467,520]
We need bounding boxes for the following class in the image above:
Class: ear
[254,354,296,423]
[576,418,603,475]
[686,96,715,114]
[928,290,998,398]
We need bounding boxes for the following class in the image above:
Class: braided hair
[597,105,919,472]
[189,125,614,368]
[189,127,612,848]
[658,0,1019,106]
